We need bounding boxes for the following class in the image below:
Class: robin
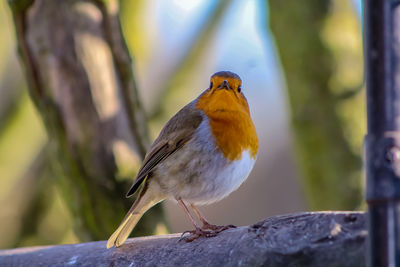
[107,71,258,248]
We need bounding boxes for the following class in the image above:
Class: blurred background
[0,0,364,249]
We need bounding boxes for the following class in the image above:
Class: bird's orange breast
[196,89,258,161]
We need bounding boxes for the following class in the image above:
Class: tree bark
[267,0,362,210]
[8,0,165,241]
[0,212,367,267]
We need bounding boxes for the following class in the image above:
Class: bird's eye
[209,82,213,89]
[238,86,242,93]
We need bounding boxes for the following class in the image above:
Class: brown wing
[126,101,203,197]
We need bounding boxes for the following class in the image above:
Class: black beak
[218,80,231,90]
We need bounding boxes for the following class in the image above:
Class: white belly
[152,119,257,205]
[183,150,256,205]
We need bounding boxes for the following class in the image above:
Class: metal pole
[365,0,400,266]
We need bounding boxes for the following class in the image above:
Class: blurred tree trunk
[0,56,23,132]
[8,0,165,241]
[267,0,362,210]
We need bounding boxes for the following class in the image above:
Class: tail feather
[107,184,163,248]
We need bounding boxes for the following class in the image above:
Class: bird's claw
[178,224,236,242]
[179,228,218,242]
[202,223,236,231]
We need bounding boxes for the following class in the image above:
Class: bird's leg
[190,204,236,232]
[190,204,218,230]
[177,198,218,242]
[178,198,201,230]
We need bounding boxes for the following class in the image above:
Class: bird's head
[197,71,249,115]
[209,71,242,93]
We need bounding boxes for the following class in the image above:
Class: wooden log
[0,212,366,267]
